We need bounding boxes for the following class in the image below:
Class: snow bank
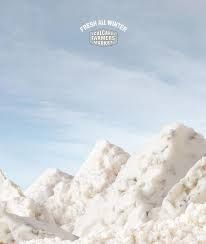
[135,202,206,243]
[0,211,53,243]
[74,123,206,236]
[41,141,129,230]
[21,203,206,244]
[0,170,52,221]
[160,156,206,219]
[0,209,77,243]
[69,140,129,201]
[3,123,206,244]
[17,140,129,242]
[25,168,73,205]
[0,169,57,242]
[25,168,73,225]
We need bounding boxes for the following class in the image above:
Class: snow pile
[25,168,73,225]
[21,201,206,244]
[135,202,206,243]
[26,168,73,205]
[74,123,206,236]
[3,196,54,223]
[64,140,129,226]
[0,140,129,243]
[0,170,52,221]
[160,156,206,219]
[69,140,129,202]
[69,155,206,244]
[0,170,59,242]
[131,156,206,243]
[3,123,206,243]
[22,201,206,244]
[0,209,78,243]
[31,141,129,231]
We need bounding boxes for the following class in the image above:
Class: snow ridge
[74,123,206,236]
[2,123,206,244]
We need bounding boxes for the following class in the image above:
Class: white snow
[26,141,129,232]
[2,123,206,244]
[25,168,73,225]
[26,168,73,205]
[0,208,77,243]
[134,202,206,243]
[0,169,59,242]
[160,156,206,219]
[21,202,206,244]
[62,140,129,229]
[21,238,72,244]
[74,123,206,236]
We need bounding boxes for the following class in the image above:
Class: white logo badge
[80,20,127,47]
[89,29,118,47]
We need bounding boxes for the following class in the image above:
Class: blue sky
[1,0,206,188]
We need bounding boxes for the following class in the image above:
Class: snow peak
[89,29,118,47]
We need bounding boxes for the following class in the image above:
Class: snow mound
[25,168,73,225]
[21,203,206,244]
[135,202,206,243]
[0,171,54,223]
[4,123,206,244]
[0,169,54,222]
[4,196,54,223]
[0,209,78,243]
[25,168,73,205]
[0,169,59,243]
[160,156,206,219]
[69,140,129,204]
[74,123,206,236]
[48,140,129,230]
